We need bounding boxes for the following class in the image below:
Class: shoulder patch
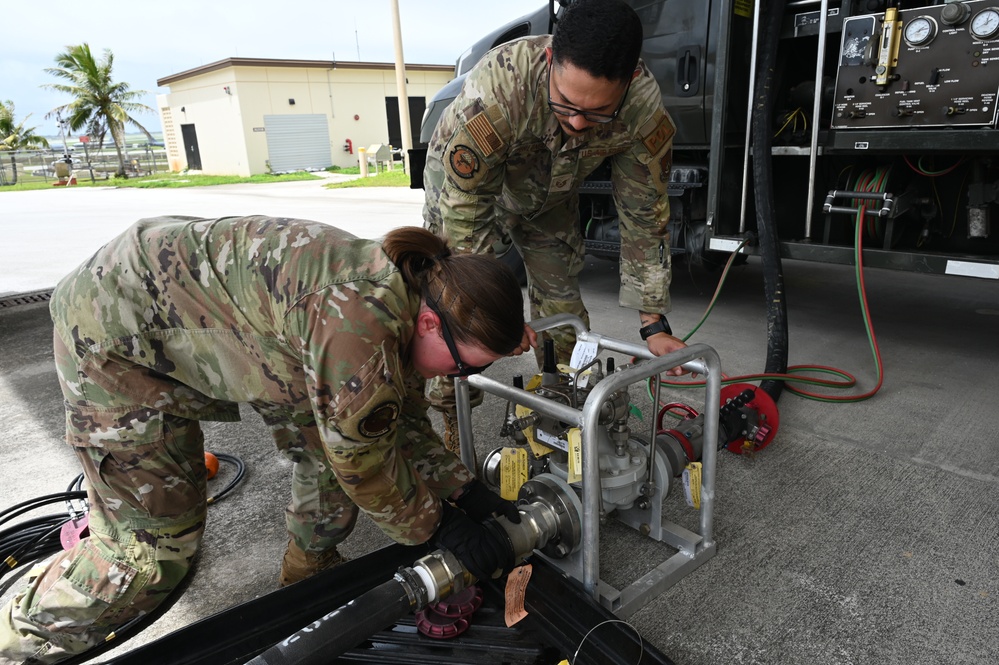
[641,112,676,157]
[449,145,480,179]
[466,112,504,157]
[358,401,400,438]
[328,345,404,443]
[645,144,673,194]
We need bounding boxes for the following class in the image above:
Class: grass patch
[0,171,321,192]
[118,172,321,188]
[0,177,87,192]
[325,169,410,189]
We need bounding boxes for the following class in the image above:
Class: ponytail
[382,227,523,356]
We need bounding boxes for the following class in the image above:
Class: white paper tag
[569,340,598,373]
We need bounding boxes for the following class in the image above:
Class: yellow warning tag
[504,563,532,627]
[515,403,556,458]
[515,374,555,457]
[527,437,555,458]
[499,447,529,501]
[682,462,702,509]
[567,429,583,484]
[524,374,543,391]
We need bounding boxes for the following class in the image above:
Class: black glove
[432,501,513,580]
[453,479,522,524]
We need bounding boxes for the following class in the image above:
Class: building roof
[157,57,453,87]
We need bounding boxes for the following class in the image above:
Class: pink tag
[59,515,90,550]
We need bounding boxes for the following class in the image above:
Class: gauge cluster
[832,0,999,128]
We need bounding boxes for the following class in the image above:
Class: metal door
[263,115,331,173]
[385,97,427,148]
[180,124,202,170]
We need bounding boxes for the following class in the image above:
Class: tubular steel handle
[823,189,895,218]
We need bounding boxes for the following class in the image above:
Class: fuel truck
[412,0,999,282]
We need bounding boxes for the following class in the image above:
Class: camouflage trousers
[426,202,591,413]
[0,333,210,664]
[0,333,461,664]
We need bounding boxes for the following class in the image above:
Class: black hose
[2,456,246,663]
[245,577,413,665]
[752,0,790,402]
[1,480,88,597]
[208,452,246,504]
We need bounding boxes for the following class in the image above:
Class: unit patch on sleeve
[357,401,400,438]
[449,145,480,179]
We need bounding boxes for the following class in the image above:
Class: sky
[2,0,546,138]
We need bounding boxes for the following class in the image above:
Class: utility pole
[390,0,413,176]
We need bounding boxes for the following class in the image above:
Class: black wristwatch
[639,318,672,340]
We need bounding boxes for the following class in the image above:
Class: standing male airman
[422,0,687,453]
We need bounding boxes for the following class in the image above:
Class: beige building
[156,57,453,176]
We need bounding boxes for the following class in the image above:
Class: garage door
[263,114,331,173]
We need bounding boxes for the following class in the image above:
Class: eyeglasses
[547,63,631,124]
[425,294,493,378]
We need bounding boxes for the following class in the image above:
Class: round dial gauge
[904,16,937,47]
[971,8,999,40]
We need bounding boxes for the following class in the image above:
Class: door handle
[676,44,700,98]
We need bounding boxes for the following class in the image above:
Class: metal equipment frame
[453,314,722,618]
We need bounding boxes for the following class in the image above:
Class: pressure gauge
[903,16,937,47]
[971,8,999,40]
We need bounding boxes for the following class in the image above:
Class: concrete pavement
[1,178,997,664]
[0,173,422,297]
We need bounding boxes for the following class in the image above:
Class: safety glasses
[547,63,631,124]
[425,295,493,378]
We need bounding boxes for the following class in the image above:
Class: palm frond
[43,42,153,175]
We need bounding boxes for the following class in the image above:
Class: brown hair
[382,227,524,355]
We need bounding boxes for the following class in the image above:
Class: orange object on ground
[205,452,220,479]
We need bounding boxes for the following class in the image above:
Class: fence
[0,142,169,186]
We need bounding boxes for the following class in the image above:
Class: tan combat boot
[279,539,348,587]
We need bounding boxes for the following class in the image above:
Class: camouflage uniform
[0,216,471,664]
[424,35,675,410]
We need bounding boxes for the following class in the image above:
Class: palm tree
[0,100,50,185]
[43,43,154,178]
